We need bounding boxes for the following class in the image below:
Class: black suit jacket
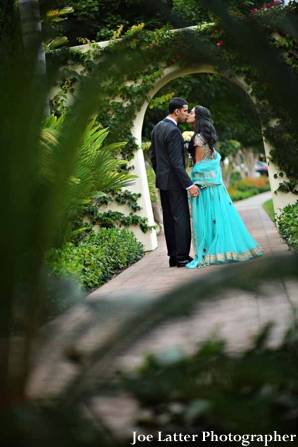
[150,118,192,190]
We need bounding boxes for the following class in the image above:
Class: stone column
[129,110,158,251]
[263,138,297,216]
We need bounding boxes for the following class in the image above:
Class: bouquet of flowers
[182,131,194,167]
[182,131,194,146]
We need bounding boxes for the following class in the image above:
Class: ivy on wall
[95,190,142,211]
[76,190,155,234]
[47,1,298,205]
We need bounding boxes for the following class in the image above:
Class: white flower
[182,131,194,142]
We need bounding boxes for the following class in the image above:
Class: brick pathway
[84,191,296,370]
[27,191,297,412]
[88,191,286,300]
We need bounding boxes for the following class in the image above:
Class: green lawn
[262,198,275,222]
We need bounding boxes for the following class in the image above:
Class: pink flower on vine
[216,41,223,47]
[273,1,278,5]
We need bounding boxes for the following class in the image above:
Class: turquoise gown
[186,135,263,269]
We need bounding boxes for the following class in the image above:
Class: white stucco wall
[123,147,158,252]
[263,139,298,214]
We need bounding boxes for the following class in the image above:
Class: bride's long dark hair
[188,106,218,159]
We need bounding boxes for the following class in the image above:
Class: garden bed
[228,176,270,201]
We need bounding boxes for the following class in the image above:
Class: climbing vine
[86,210,155,234]
[92,190,142,211]
[75,188,154,233]
[47,0,298,201]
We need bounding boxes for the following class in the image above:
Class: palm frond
[37,116,136,246]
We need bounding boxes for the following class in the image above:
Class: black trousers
[160,189,191,261]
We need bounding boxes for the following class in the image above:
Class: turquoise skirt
[186,183,264,269]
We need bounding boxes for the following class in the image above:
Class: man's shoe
[169,256,177,267]
[176,256,193,268]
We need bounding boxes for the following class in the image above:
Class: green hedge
[11,228,144,334]
[46,228,144,291]
[276,203,298,252]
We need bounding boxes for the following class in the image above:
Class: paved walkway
[27,191,297,414]
[89,191,283,300]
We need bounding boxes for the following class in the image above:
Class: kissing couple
[151,97,263,269]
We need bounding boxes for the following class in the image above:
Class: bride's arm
[193,133,205,164]
[194,145,204,164]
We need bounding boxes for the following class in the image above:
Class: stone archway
[129,63,297,251]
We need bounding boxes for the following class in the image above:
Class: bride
[185,105,263,269]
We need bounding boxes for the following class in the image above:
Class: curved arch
[131,64,296,250]
[130,63,253,251]
[133,64,252,138]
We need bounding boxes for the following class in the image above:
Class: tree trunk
[18,0,50,115]
[241,148,260,178]
[221,160,233,186]
[222,150,244,186]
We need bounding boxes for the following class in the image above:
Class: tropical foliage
[38,115,136,247]
[9,112,142,332]
[43,6,74,51]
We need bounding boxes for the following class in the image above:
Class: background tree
[171,0,211,24]
[39,0,173,45]
[37,0,284,48]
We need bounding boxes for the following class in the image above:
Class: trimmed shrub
[276,203,298,252]
[46,228,144,291]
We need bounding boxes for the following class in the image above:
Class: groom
[151,97,199,268]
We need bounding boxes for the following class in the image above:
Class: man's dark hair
[169,97,188,114]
